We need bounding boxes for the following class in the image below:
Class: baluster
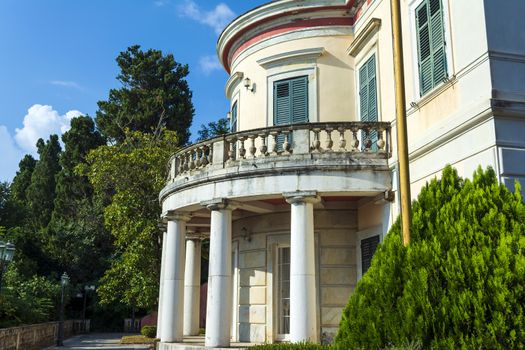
[238,136,246,159]
[189,150,196,169]
[184,152,190,171]
[196,146,202,167]
[249,135,257,158]
[377,127,386,152]
[325,128,334,152]
[338,127,347,151]
[312,128,321,152]
[282,130,292,154]
[350,127,359,151]
[207,142,213,164]
[200,145,209,166]
[259,132,268,156]
[178,155,185,174]
[363,126,372,151]
[270,131,279,155]
[227,136,237,161]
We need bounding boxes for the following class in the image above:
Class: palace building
[156,0,525,348]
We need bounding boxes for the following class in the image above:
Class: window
[358,54,378,150]
[277,246,290,337]
[230,101,238,132]
[273,76,308,148]
[357,227,382,279]
[416,0,447,96]
[360,235,380,275]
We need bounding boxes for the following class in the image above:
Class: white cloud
[50,80,83,90]
[178,0,235,35]
[0,126,24,182]
[199,55,223,75]
[14,105,83,155]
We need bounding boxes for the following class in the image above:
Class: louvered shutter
[361,235,380,275]
[359,55,378,150]
[274,76,309,149]
[291,76,308,124]
[416,0,446,96]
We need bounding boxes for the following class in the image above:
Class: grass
[120,335,159,344]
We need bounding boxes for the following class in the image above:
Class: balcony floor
[158,336,256,350]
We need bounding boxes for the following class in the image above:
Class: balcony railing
[167,121,391,182]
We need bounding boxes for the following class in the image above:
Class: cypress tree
[26,135,62,229]
[336,166,525,349]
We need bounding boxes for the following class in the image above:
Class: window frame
[409,0,453,99]
[267,67,318,127]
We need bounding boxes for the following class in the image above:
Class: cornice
[347,18,381,57]
[217,0,361,73]
[257,47,325,69]
[225,71,244,99]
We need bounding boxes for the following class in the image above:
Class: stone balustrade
[0,320,89,350]
[167,121,391,181]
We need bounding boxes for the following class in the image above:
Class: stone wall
[0,320,88,350]
[231,209,358,344]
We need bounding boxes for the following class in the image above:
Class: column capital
[201,198,239,211]
[283,191,321,205]
[162,210,191,222]
[185,232,207,241]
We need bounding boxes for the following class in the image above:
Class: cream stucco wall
[228,34,357,132]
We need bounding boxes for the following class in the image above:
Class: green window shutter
[416,0,447,96]
[291,76,308,124]
[359,55,378,150]
[230,102,238,133]
[274,80,292,126]
[274,76,309,126]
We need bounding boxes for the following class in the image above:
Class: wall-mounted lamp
[244,77,255,92]
[226,111,231,120]
[241,227,252,242]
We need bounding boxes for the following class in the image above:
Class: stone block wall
[0,320,87,350]
[232,209,358,344]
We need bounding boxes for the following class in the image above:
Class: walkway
[44,333,152,350]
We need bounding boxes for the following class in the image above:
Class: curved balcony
[160,121,392,211]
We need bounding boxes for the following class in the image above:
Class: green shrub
[336,166,525,349]
[140,325,157,338]
[250,342,330,349]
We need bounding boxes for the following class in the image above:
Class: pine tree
[336,166,525,349]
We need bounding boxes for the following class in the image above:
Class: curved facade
[157,0,525,348]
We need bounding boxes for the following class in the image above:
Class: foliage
[197,117,230,141]
[96,45,194,144]
[251,343,330,350]
[10,155,36,205]
[80,130,180,309]
[49,116,110,285]
[336,166,525,349]
[26,135,62,228]
[141,325,157,338]
[0,266,61,328]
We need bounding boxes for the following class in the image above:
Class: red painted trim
[220,0,360,73]
[231,17,353,63]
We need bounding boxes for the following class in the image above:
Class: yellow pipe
[391,0,412,245]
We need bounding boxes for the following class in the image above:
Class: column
[156,226,167,339]
[183,233,202,336]
[161,211,191,343]
[284,191,320,343]
[202,198,236,348]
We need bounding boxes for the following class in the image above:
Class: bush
[141,325,157,338]
[251,342,330,349]
[336,166,525,349]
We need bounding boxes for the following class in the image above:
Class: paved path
[44,333,152,350]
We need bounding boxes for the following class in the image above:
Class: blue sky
[0,0,266,181]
